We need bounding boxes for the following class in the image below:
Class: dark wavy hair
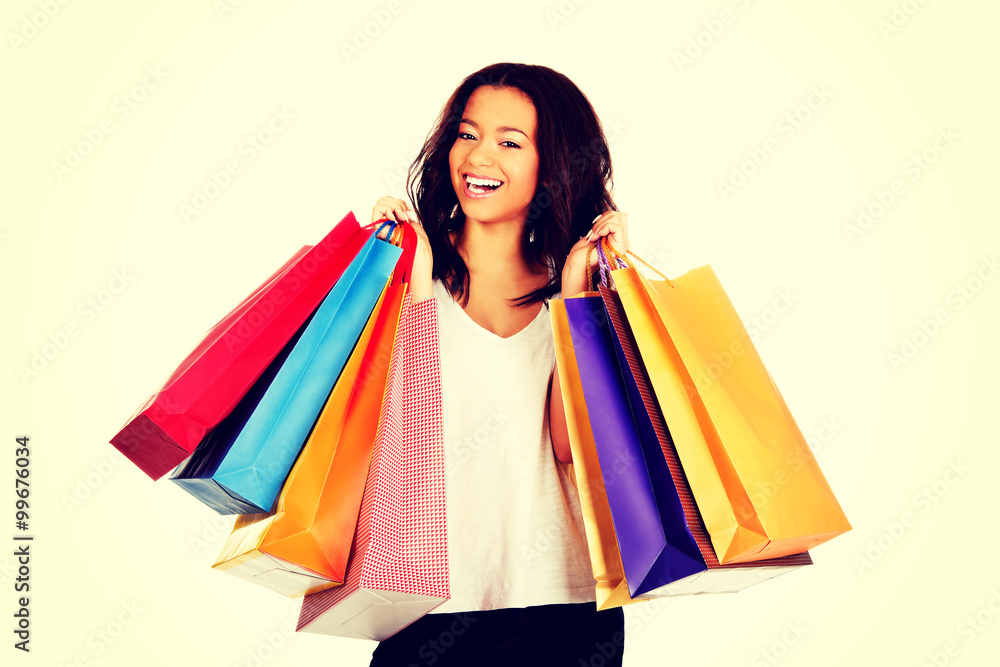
[407,63,616,306]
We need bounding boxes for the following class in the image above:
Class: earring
[529,227,535,244]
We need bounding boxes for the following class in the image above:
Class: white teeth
[466,175,502,187]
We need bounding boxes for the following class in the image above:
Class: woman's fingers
[584,211,630,253]
[371,196,417,224]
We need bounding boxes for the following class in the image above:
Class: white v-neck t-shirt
[427,280,597,614]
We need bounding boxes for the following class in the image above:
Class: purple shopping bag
[564,294,705,597]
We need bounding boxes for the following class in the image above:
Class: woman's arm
[549,367,574,464]
[548,211,630,464]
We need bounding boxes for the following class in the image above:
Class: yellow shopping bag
[613,262,851,564]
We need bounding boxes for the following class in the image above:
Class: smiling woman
[449,86,540,226]
[369,62,629,667]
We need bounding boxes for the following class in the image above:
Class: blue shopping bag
[170,321,308,513]
[172,233,402,513]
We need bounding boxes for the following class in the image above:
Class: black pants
[369,602,625,667]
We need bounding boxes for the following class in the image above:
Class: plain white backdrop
[3,1,999,665]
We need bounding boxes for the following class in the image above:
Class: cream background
[2,1,998,665]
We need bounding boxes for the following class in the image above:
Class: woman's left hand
[585,210,630,254]
[561,211,630,296]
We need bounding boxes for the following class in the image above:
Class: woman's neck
[456,218,540,277]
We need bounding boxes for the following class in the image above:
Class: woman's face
[448,86,540,228]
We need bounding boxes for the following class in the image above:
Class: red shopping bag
[297,294,447,641]
[110,212,371,480]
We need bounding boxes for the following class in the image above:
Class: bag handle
[584,238,674,290]
[367,219,416,285]
[391,223,417,286]
[370,219,397,240]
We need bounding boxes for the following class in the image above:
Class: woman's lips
[461,173,503,199]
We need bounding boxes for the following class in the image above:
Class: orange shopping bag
[212,224,415,596]
[613,260,851,564]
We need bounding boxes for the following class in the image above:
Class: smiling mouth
[464,174,503,195]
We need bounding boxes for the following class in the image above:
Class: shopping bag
[211,226,415,596]
[111,211,373,480]
[550,299,644,611]
[612,255,851,563]
[172,231,403,513]
[553,243,814,603]
[169,321,308,514]
[600,286,813,596]
[562,294,705,598]
[297,295,447,641]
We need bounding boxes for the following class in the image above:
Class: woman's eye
[501,140,521,148]
[458,131,476,141]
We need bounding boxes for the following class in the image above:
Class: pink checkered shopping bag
[297,296,448,641]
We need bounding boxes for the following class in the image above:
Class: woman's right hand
[371,196,434,302]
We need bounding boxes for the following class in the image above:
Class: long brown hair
[407,63,616,306]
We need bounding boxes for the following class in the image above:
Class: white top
[428,280,597,614]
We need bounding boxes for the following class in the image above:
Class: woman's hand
[372,195,434,302]
[560,211,630,297]
[550,211,630,464]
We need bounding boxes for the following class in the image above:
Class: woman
[370,62,630,667]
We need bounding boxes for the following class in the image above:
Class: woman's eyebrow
[497,125,529,138]
[459,118,530,139]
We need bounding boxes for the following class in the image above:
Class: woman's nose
[467,140,493,166]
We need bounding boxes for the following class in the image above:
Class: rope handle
[583,237,675,289]
[585,244,597,292]
[367,219,406,248]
